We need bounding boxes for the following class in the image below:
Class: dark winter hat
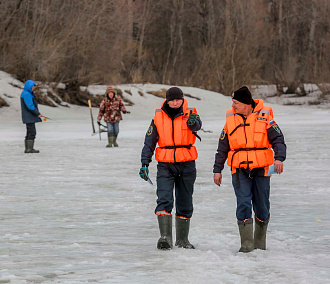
[166,87,184,101]
[232,86,253,105]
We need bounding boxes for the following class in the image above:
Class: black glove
[123,110,130,114]
[97,120,101,125]
[139,165,149,181]
[187,113,198,126]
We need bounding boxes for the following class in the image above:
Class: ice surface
[0,71,329,283]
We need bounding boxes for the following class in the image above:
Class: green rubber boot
[238,218,254,253]
[113,135,118,147]
[106,133,114,148]
[157,215,173,250]
[254,216,269,250]
[175,216,195,249]
[25,140,39,153]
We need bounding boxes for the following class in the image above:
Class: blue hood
[24,80,36,93]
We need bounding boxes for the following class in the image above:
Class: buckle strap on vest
[232,147,267,186]
[230,147,268,172]
[229,123,250,136]
[160,144,193,149]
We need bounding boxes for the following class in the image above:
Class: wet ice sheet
[0,82,330,283]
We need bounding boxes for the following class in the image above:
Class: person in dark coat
[140,87,202,250]
[213,86,286,252]
[20,80,44,153]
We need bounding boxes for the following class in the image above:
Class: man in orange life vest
[213,86,286,252]
[140,87,202,250]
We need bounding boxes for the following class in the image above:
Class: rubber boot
[26,140,39,153]
[175,216,195,249]
[113,135,118,147]
[24,140,28,153]
[157,215,173,250]
[238,218,254,253]
[106,133,114,148]
[254,216,269,250]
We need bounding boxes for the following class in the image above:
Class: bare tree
[0,0,329,94]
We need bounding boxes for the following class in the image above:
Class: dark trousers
[232,170,270,221]
[155,161,196,218]
[25,123,36,140]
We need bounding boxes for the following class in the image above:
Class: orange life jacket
[153,99,198,163]
[226,99,274,173]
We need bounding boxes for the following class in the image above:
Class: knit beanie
[166,87,184,101]
[232,86,253,105]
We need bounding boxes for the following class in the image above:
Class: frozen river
[0,82,329,283]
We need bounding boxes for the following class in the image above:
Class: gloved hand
[139,165,149,181]
[123,110,130,114]
[97,120,101,125]
[187,113,198,126]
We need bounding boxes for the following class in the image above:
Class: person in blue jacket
[20,80,44,153]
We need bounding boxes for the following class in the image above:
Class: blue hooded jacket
[20,80,42,124]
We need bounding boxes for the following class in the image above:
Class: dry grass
[184,93,201,100]
[0,97,9,108]
[147,88,167,98]
[125,89,132,95]
[123,97,134,106]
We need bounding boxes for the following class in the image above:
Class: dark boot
[238,218,254,253]
[25,140,39,153]
[24,140,28,153]
[254,216,269,250]
[175,216,195,249]
[106,133,114,148]
[113,135,118,147]
[157,215,173,250]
